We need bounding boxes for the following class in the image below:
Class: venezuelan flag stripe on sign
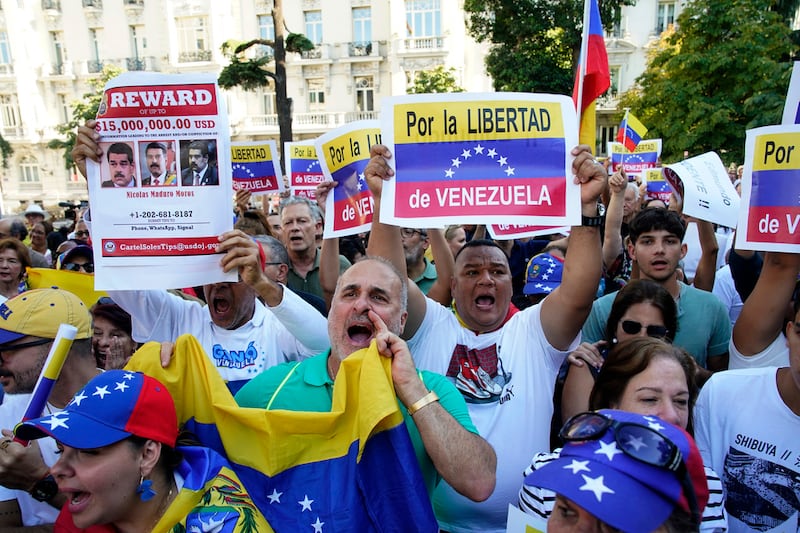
[127,336,438,532]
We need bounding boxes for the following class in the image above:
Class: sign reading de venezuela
[380,93,580,227]
[738,125,800,251]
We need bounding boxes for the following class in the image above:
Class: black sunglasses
[620,320,669,338]
[0,337,52,356]
[63,262,94,273]
[559,411,700,526]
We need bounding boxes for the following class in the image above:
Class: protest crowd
[0,27,798,533]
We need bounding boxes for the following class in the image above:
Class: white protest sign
[88,72,235,290]
[663,152,739,228]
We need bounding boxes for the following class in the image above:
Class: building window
[308,79,325,110]
[353,7,371,44]
[605,6,623,38]
[257,14,275,58]
[88,29,103,73]
[656,2,676,34]
[176,16,211,62]
[406,0,440,38]
[0,31,12,65]
[20,155,40,183]
[0,94,20,135]
[304,11,322,45]
[59,94,70,123]
[599,125,616,156]
[608,66,620,97]
[355,77,374,112]
[263,91,276,115]
[51,31,66,74]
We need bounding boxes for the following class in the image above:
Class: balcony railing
[348,41,374,57]
[344,111,377,122]
[87,59,104,73]
[1,126,23,138]
[124,0,143,5]
[301,46,323,60]
[126,57,146,70]
[42,0,61,11]
[82,0,102,7]
[52,62,67,75]
[402,36,444,51]
[178,49,212,63]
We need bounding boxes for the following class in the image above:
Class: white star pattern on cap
[92,385,110,399]
[70,390,88,407]
[299,495,314,512]
[268,489,282,504]
[312,517,324,532]
[562,459,591,474]
[122,372,135,380]
[647,421,665,431]
[42,414,69,430]
[624,434,647,451]
[114,381,129,392]
[595,440,623,461]
[579,474,615,502]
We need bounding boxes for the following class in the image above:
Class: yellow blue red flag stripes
[572,0,610,144]
[127,335,438,532]
[616,112,648,152]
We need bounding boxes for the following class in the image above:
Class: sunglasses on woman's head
[620,320,668,338]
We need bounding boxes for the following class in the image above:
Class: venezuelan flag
[616,112,648,152]
[573,0,610,151]
[26,268,108,309]
[127,335,438,532]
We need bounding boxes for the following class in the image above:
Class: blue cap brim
[15,411,132,449]
[0,329,26,346]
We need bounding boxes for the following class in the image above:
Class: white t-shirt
[407,299,577,533]
[695,368,800,533]
[729,332,789,370]
[712,265,743,327]
[110,287,330,391]
[0,394,60,526]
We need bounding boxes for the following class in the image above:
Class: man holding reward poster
[365,92,607,533]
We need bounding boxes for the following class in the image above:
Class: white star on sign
[647,421,665,432]
[487,148,497,158]
[498,156,508,166]
[70,391,88,407]
[267,489,282,504]
[114,381,129,392]
[474,144,485,154]
[43,414,69,430]
[504,166,515,176]
[451,158,461,168]
[562,459,591,474]
[312,517,325,532]
[299,495,314,512]
[595,440,623,461]
[579,474,615,502]
[445,168,455,179]
[461,149,472,159]
[92,385,110,399]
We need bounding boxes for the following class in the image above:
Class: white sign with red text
[87,72,235,290]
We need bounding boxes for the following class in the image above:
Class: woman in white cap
[15,370,269,532]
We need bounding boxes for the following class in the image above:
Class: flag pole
[621,107,631,171]
[575,0,591,127]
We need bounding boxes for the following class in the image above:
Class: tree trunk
[273,0,292,174]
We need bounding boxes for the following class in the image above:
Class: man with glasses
[0,289,96,529]
[582,208,730,373]
[401,228,438,295]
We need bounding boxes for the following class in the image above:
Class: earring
[136,475,157,502]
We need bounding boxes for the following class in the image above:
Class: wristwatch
[29,474,58,502]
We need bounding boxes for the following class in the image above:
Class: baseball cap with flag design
[15,370,178,449]
[524,409,709,532]
[523,253,564,296]
[0,288,92,346]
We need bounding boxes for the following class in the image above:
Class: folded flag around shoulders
[127,335,438,533]
[616,112,648,152]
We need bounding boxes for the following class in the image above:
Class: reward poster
[380,93,580,227]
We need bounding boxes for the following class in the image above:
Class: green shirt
[414,258,438,295]
[235,351,478,496]
[287,249,350,299]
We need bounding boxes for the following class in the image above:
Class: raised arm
[540,146,606,350]
[602,169,627,271]
[364,145,428,339]
[689,218,719,291]
[424,228,454,307]
[733,251,800,356]
[316,181,341,309]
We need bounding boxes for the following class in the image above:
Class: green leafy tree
[408,65,465,93]
[48,64,123,169]
[218,0,313,172]
[621,0,796,163]
[463,0,633,94]
[0,135,11,169]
